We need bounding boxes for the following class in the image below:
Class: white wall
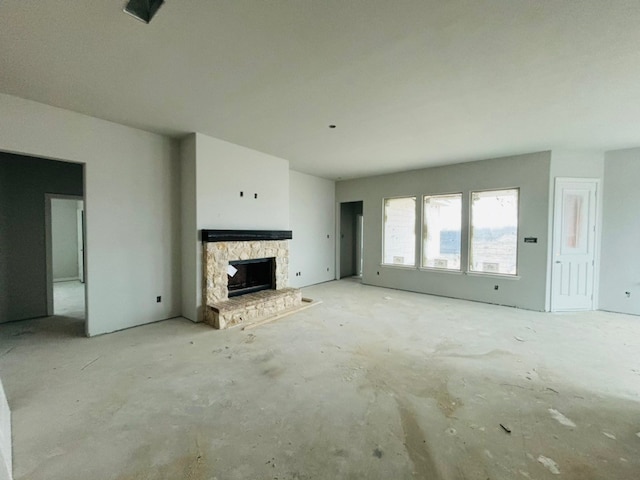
[0,93,181,336]
[181,133,290,321]
[52,199,80,280]
[336,152,552,311]
[289,170,335,288]
[599,148,640,315]
[0,378,11,480]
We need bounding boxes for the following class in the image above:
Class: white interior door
[551,179,598,311]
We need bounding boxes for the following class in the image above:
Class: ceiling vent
[124,0,165,24]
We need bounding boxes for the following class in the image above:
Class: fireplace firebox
[227,257,275,297]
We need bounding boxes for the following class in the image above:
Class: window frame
[468,187,520,276]
[420,192,463,272]
[381,195,417,268]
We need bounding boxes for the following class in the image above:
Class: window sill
[380,263,417,270]
[419,267,463,275]
[465,271,521,280]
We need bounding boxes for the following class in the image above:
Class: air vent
[124,0,165,24]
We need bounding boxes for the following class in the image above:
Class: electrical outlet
[156,296,162,303]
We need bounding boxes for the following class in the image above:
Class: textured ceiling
[2,1,640,179]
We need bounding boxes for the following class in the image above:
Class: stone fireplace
[202,229,302,329]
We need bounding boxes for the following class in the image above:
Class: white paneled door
[551,179,598,311]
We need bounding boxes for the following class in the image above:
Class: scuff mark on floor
[396,397,440,480]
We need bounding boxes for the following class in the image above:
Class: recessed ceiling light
[329,125,336,129]
[124,0,165,24]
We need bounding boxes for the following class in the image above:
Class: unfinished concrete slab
[0,278,639,479]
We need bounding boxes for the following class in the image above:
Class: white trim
[380,263,417,270]
[465,272,521,280]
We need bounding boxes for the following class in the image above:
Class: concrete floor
[53,280,86,320]
[1,278,639,479]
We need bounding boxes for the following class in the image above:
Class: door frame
[45,193,85,316]
[550,177,600,312]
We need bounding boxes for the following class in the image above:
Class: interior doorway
[45,195,86,320]
[339,201,364,278]
[551,178,599,311]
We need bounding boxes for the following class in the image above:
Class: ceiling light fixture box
[124,0,165,24]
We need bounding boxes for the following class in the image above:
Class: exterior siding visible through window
[383,197,416,266]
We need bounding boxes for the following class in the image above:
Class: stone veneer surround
[202,235,301,329]
[204,240,289,304]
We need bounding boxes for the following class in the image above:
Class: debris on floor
[548,408,576,428]
[499,423,511,434]
[537,455,561,474]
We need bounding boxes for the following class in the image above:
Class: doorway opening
[45,195,86,321]
[0,152,85,336]
[339,201,364,279]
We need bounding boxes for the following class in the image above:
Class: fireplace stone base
[202,231,300,330]
[205,288,302,329]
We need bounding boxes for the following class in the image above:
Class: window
[470,188,519,275]
[422,194,462,270]
[383,197,416,266]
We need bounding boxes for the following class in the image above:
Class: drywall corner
[0,378,11,480]
[180,134,198,322]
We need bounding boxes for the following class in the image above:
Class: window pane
[383,197,416,266]
[470,189,518,275]
[561,191,589,254]
[422,194,462,270]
